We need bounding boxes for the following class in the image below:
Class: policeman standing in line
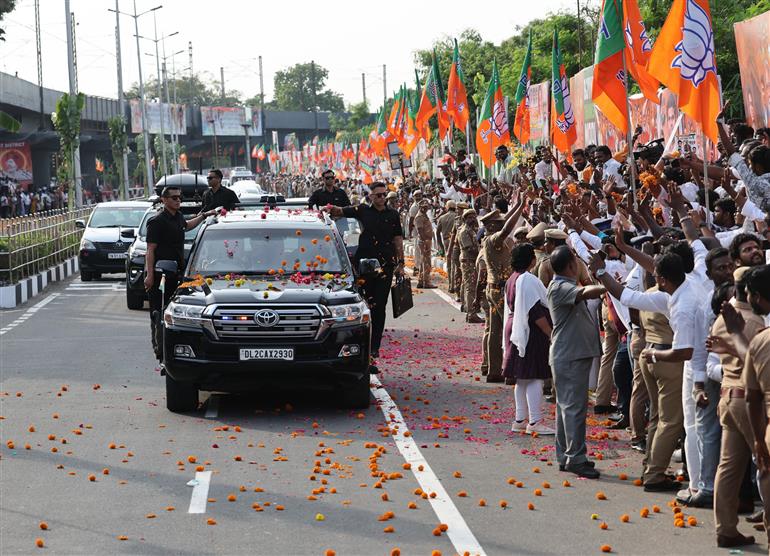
[414,200,436,289]
[458,208,483,323]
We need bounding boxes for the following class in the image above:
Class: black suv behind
[161,209,371,412]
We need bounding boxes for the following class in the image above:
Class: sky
[2,0,582,109]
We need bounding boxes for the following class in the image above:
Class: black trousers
[361,267,394,354]
[612,336,633,419]
[149,272,178,360]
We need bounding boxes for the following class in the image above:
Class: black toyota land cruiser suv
[160,209,371,412]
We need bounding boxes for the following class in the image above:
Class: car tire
[340,373,370,409]
[81,270,93,282]
[126,289,144,310]
[165,374,199,413]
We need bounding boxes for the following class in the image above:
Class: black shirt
[146,208,187,269]
[201,186,239,212]
[308,187,351,209]
[342,204,403,266]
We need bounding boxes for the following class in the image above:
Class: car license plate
[239,348,294,361]
[108,252,128,259]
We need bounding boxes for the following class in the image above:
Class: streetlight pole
[113,0,130,200]
[168,49,184,173]
[152,10,167,177]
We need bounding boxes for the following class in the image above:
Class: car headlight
[164,302,207,328]
[324,301,370,326]
[132,246,146,257]
[80,238,95,250]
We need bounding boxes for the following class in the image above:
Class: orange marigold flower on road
[35,538,45,548]
[563,480,571,487]
[102,468,110,475]
[275,505,285,511]
[383,526,395,533]
[117,535,128,540]
[601,545,612,553]
[596,492,607,500]
[457,490,467,497]
[295,230,302,236]
[39,522,48,530]
[390,549,400,556]
[620,514,630,523]
[325,551,336,556]
[534,488,543,496]
[381,493,389,501]
[600,522,608,530]
[532,467,540,473]
[674,518,685,528]
[206,519,216,525]
[515,481,524,488]
[687,516,697,526]
[453,471,462,478]
[187,455,197,464]
[6,440,15,449]
[542,482,551,489]
[28,425,36,433]
[618,473,628,481]
[527,502,535,510]
[640,508,649,518]
[166,506,175,511]
[227,494,237,502]
[196,466,205,472]
[88,474,96,482]
[432,527,442,536]
[506,477,516,485]
[478,499,486,507]
[499,500,508,508]
[431,551,442,556]
[652,505,661,513]
[633,478,643,486]
[234,455,242,461]
[146,513,156,519]
[407,501,417,509]
[402,463,411,470]
[673,506,683,514]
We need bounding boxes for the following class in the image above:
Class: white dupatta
[503,271,549,358]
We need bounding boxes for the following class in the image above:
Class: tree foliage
[108,116,128,199]
[0,0,17,42]
[126,72,242,107]
[270,62,345,112]
[51,92,85,209]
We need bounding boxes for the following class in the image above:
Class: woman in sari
[503,243,554,435]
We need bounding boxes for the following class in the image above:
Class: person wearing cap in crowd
[527,222,549,277]
[385,191,398,209]
[448,201,470,304]
[436,201,457,283]
[414,200,436,289]
[408,190,424,277]
[458,208,483,324]
[480,196,527,382]
[709,265,769,548]
[308,168,351,209]
[537,228,592,288]
[514,226,530,244]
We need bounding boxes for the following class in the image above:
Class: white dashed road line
[369,375,486,556]
[431,287,462,311]
[187,470,212,514]
[0,293,59,336]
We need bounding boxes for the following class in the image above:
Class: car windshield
[88,206,148,228]
[139,210,201,240]
[188,227,346,276]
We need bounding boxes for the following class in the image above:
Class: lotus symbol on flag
[560,75,575,130]
[671,0,716,88]
[625,21,653,53]
[491,99,509,137]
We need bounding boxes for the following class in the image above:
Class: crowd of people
[0,177,67,218]
[279,110,770,549]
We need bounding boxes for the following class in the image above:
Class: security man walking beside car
[308,169,351,209]
[201,168,239,213]
[144,186,218,361]
[323,182,405,371]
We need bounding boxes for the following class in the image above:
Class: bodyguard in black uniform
[308,169,351,209]
[201,169,239,212]
[144,186,218,359]
[324,182,404,364]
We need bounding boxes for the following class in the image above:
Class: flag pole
[620,51,639,210]
[701,134,711,226]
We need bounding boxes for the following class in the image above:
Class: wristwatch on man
[595,268,607,278]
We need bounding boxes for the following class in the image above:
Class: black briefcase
[391,276,413,318]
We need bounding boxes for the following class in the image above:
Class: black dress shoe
[566,461,600,479]
[746,509,764,523]
[609,416,630,429]
[504,377,516,386]
[486,375,504,383]
[717,533,755,548]
[369,365,380,375]
[643,479,680,492]
[686,491,714,508]
[631,440,646,453]
[594,404,619,415]
[560,460,596,471]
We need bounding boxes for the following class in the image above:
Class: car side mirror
[75,219,86,229]
[358,258,381,275]
[121,229,136,239]
[154,259,178,274]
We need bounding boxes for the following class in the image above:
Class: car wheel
[81,270,93,282]
[339,373,371,409]
[165,374,199,412]
[94,272,102,280]
[126,289,144,310]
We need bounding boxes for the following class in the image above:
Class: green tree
[329,102,375,135]
[51,92,85,210]
[270,62,344,112]
[126,72,242,107]
[0,0,17,42]
[108,116,128,200]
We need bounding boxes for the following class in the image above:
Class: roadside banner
[734,10,770,128]
[527,81,550,147]
[129,100,186,135]
[0,140,33,188]
[200,106,263,137]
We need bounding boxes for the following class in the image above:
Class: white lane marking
[187,471,212,514]
[204,395,220,419]
[431,287,462,311]
[0,293,59,336]
[370,376,486,556]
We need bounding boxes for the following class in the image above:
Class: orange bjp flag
[648,0,721,143]
[475,60,509,168]
[622,0,659,103]
[446,39,470,131]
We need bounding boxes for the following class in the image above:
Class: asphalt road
[0,269,759,555]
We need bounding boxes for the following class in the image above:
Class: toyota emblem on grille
[254,309,280,327]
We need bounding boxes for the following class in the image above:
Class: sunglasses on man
[164,195,182,201]
[371,192,387,198]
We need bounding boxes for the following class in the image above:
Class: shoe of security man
[566,461,600,479]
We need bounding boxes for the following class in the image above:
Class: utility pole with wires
[34,0,44,130]
[310,60,318,137]
[220,66,226,103]
[258,55,265,119]
[64,0,83,207]
[112,0,130,199]
[151,10,167,176]
[382,64,387,106]
[361,72,367,108]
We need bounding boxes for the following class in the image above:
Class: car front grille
[95,241,129,252]
[212,305,322,341]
